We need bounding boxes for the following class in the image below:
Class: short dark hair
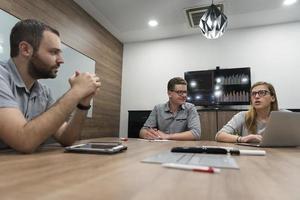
[10,19,60,57]
[167,77,187,91]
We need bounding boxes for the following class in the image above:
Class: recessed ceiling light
[148,20,158,27]
[283,0,297,6]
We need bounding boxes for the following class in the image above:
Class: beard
[28,53,59,79]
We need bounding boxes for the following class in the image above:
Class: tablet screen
[77,142,121,149]
[89,143,120,149]
[65,142,127,154]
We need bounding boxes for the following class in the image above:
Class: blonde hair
[245,82,279,134]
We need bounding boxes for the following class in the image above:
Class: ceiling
[74,0,300,43]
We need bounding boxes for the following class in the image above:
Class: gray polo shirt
[0,59,56,149]
[143,102,201,140]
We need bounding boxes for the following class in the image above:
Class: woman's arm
[215,112,246,143]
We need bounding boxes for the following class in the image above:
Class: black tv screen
[184,67,251,107]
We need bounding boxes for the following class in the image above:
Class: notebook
[237,111,300,147]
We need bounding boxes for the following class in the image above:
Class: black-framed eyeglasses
[251,90,271,97]
[171,90,188,96]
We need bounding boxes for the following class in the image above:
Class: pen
[171,146,227,154]
[145,126,161,139]
[230,149,266,156]
[171,146,266,156]
[145,126,158,131]
[162,163,221,173]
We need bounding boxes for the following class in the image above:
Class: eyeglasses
[171,90,187,96]
[251,90,271,97]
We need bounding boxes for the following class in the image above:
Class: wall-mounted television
[184,67,251,107]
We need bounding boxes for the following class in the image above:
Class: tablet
[65,142,127,154]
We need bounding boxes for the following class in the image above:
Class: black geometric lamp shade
[199,4,228,39]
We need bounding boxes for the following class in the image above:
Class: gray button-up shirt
[143,102,201,140]
[0,59,56,148]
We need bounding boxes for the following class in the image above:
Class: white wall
[119,22,300,137]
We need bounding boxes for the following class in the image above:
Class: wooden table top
[1,138,300,200]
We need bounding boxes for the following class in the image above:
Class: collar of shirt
[6,58,43,98]
[164,101,186,113]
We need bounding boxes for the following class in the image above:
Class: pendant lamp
[199,3,228,39]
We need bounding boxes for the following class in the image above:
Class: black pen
[171,146,266,156]
[171,147,227,154]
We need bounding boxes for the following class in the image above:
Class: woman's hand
[240,134,263,143]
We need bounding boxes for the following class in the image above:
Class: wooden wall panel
[217,111,240,131]
[0,0,123,139]
[198,111,218,141]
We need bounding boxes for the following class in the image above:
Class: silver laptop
[238,111,300,147]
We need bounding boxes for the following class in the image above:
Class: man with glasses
[139,77,201,140]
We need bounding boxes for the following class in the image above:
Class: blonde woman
[215,82,278,143]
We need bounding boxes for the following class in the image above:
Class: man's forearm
[168,131,196,141]
[16,89,81,152]
[56,109,88,146]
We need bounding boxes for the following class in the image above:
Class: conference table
[0,138,300,200]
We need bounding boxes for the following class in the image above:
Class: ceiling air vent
[185,4,224,28]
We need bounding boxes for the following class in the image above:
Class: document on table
[137,139,170,142]
[142,151,239,169]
